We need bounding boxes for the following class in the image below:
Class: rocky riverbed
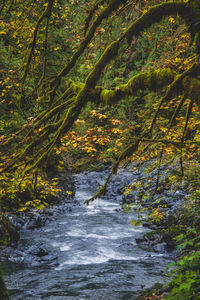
[0,161,187,299]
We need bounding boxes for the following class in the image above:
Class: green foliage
[167,227,200,300]
[0,166,63,211]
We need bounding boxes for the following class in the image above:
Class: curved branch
[50,0,128,94]
[98,68,177,105]
[149,63,199,134]
[85,139,140,204]
[125,1,189,45]
[84,0,106,36]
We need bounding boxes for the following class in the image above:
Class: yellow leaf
[66,190,73,195]
[18,207,27,212]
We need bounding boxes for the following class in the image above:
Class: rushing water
[2,169,173,299]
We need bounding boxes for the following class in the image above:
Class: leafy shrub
[167,228,200,300]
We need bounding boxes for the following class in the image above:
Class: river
[2,167,174,299]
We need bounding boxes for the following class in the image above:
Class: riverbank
[1,159,192,299]
[0,166,173,299]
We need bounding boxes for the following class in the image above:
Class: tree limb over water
[1,0,200,202]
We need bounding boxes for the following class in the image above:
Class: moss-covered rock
[0,266,10,300]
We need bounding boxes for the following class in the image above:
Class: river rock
[26,245,48,257]
[136,229,176,252]
[25,214,47,230]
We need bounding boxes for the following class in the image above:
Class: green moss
[154,69,176,89]
[99,69,176,107]
[100,89,118,105]
[124,69,175,96]
[144,71,157,91]
[166,225,185,239]
[127,73,144,94]
[72,82,84,94]
[50,40,121,157]
[186,1,200,42]
[86,41,120,88]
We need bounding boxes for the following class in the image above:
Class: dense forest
[1,0,200,299]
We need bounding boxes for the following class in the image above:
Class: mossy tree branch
[40,0,54,81]
[125,2,189,44]
[2,0,200,183]
[2,63,200,173]
[48,0,195,106]
[22,0,55,83]
[49,0,128,96]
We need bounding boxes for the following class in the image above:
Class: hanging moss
[100,89,118,105]
[126,73,145,94]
